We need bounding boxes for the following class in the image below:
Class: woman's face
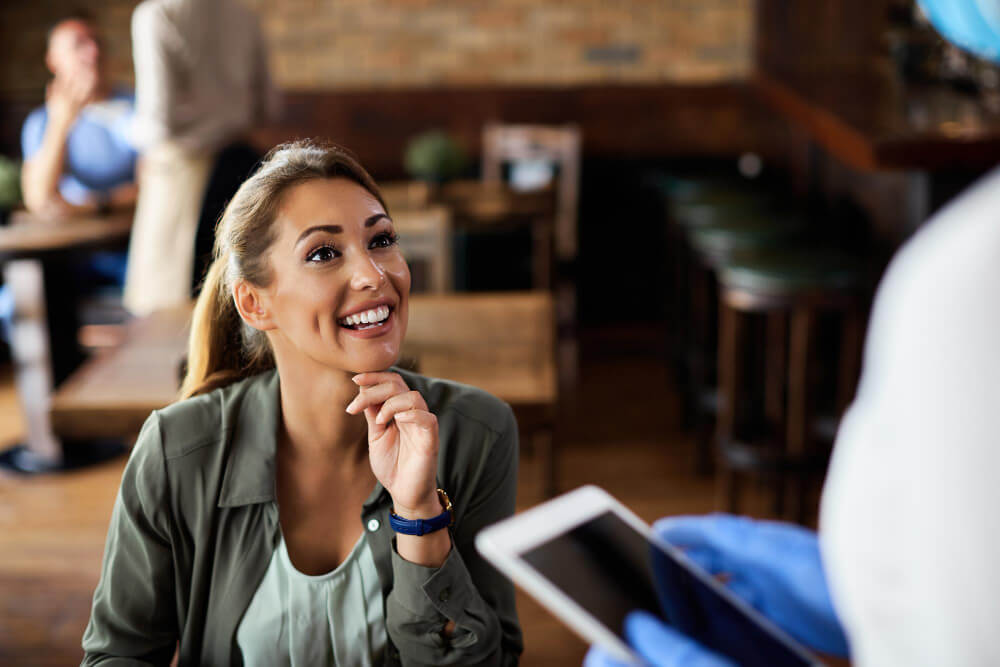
[257,177,410,374]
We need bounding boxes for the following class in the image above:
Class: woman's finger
[346,380,407,415]
[374,391,429,425]
[363,406,386,441]
[353,371,408,390]
[392,409,438,432]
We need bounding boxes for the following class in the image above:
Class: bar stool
[714,251,866,524]
[680,211,805,473]
[664,187,787,439]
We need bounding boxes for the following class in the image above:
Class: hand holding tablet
[476,486,842,666]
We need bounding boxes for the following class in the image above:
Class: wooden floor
[0,325,781,666]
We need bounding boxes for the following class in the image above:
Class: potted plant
[404,130,468,185]
[0,156,21,226]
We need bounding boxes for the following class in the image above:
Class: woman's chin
[345,351,402,375]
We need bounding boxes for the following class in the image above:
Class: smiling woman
[82,141,523,667]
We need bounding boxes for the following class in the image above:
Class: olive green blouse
[81,368,523,666]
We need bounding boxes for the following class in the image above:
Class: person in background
[124,0,280,316]
[15,12,135,397]
[586,1,1000,665]
[21,12,138,219]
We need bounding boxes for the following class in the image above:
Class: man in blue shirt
[21,13,137,220]
[12,13,137,397]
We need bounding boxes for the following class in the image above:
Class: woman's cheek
[387,253,412,291]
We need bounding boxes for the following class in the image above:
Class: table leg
[4,260,62,466]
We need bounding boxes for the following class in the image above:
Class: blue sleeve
[21,108,47,161]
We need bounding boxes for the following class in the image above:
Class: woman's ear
[232,279,276,331]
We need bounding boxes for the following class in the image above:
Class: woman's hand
[346,371,441,518]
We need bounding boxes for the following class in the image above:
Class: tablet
[475,485,821,665]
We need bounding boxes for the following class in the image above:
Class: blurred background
[1,0,998,664]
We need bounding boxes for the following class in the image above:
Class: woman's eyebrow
[295,224,342,246]
[295,214,390,246]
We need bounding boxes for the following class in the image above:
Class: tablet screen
[521,511,813,667]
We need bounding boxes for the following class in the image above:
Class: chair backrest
[482,124,581,261]
[404,292,557,406]
[393,205,453,293]
[379,180,432,213]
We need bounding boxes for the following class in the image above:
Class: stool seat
[719,251,863,295]
[658,176,751,203]
[688,215,804,266]
[671,198,782,228]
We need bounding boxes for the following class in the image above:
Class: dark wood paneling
[249,84,784,178]
[755,0,892,73]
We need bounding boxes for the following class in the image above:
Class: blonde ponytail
[180,254,272,398]
[178,139,384,399]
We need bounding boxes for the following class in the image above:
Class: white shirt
[821,167,1000,665]
[130,0,280,153]
[236,533,386,666]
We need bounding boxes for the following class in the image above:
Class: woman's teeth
[339,305,391,329]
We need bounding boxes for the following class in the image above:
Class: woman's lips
[339,308,395,339]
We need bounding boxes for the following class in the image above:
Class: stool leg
[836,306,863,415]
[765,312,788,518]
[691,264,716,470]
[764,312,788,438]
[716,296,743,513]
[786,307,814,522]
[537,425,558,499]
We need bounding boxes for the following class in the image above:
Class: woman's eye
[370,232,399,250]
[306,245,340,263]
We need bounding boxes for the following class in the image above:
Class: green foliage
[0,156,21,209]
[404,130,467,183]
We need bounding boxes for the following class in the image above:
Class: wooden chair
[481,123,581,262]
[404,292,559,496]
[483,124,582,395]
[379,180,431,213]
[393,205,453,293]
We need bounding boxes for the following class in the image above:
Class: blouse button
[367,518,381,532]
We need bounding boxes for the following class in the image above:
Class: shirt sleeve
[386,404,522,666]
[81,413,179,666]
[130,3,177,151]
[21,109,46,160]
[820,171,1000,666]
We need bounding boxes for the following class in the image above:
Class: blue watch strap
[389,510,451,536]
[389,488,454,536]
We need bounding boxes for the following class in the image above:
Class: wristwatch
[389,488,454,536]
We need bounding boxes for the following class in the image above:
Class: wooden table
[381,180,557,289]
[0,209,133,469]
[50,292,560,492]
[756,67,1000,171]
[0,210,132,260]
[50,305,189,440]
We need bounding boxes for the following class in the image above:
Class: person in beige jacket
[125,0,280,316]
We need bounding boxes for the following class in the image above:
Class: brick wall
[1,0,752,101]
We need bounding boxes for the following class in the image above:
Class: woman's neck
[275,355,368,464]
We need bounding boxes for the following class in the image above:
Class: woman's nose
[348,252,387,291]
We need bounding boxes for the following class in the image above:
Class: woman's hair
[179,139,386,399]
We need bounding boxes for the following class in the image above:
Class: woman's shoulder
[147,369,277,460]
[394,366,515,438]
